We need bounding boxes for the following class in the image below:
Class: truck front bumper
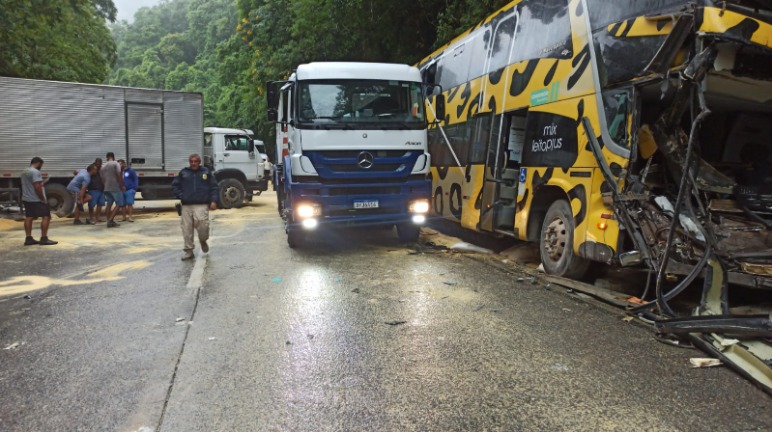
[247,178,269,194]
[287,177,431,229]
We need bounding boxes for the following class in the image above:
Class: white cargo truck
[0,76,265,212]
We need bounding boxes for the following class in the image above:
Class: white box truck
[0,76,265,212]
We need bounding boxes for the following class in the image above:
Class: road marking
[0,260,152,297]
[186,253,207,294]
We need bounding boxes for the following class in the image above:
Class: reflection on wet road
[0,194,770,431]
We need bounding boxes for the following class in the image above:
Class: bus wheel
[396,223,420,243]
[539,200,590,279]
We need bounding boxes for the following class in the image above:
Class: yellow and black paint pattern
[700,7,772,49]
[606,16,673,39]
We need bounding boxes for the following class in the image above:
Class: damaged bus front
[597,0,772,290]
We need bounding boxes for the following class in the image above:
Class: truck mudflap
[247,178,269,195]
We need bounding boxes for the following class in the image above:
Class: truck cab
[267,62,444,247]
[203,127,267,208]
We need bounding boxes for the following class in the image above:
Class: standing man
[119,159,138,222]
[20,157,57,245]
[87,158,104,224]
[100,152,125,228]
[172,153,218,260]
[66,164,97,225]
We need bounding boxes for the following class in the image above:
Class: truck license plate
[353,200,379,209]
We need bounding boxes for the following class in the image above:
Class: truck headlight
[408,199,430,214]
[296,203,321,219]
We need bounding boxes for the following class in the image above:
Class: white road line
[186,253,207,294]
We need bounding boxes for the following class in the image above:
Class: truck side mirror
[267,108,278,122]
[249,139,256,154]
[266,81,279,109]
[434,94,446,122]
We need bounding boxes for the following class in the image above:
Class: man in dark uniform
[171,153,219,260]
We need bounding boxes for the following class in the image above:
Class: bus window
[511,0,572,64]
[488,14,518,73]
[469,116,491,164]
[602,89,631,147]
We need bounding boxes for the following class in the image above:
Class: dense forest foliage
[0,0,118,82]
[1,0,510,146]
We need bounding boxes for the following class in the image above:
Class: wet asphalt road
[0,193,770,431]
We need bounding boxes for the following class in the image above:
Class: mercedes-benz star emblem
[357,151,374,169]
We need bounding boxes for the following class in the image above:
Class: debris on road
[690,358,723,368]
[443,281,457,286]
[384,320,407,326]
[3,342,20,350]
[351,288,360,294]
[622,316,634,323]
[175,317,185,322]
[449,242,493,254]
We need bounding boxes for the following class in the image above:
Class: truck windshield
[296,80,425,130]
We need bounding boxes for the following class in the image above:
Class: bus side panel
[461,164,486,231]
[431,166,466,222]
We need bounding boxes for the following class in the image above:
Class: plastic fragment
[689,358,722,368]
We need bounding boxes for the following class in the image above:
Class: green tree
[0,0,118,83]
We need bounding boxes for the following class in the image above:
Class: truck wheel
[539,200,590,279]
[218,179,245,209]
[45,183,72,217]
[287,227,304,248]
[396,223,420,243]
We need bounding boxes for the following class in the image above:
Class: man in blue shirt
[119,159,139,222]
[66,164,97,225]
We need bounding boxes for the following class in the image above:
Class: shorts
[105,190,125,207]
[69,190,90,205]
[23,201,50,218]
[88,190,105,208]
[124,189,136,205]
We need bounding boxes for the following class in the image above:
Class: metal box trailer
[0,76,263,212]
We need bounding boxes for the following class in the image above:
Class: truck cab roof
[295,62,422,82]
[204,127,255,136]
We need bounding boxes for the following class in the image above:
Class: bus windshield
[296,80,425,130]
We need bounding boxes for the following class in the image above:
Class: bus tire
[539,200,590,279]
[45,183,73,217]
[396,223,420,243]
[218,178,245,209]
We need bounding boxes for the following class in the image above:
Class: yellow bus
[418,0,772,288]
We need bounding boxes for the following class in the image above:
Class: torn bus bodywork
[597,1,772,290]
[590,1,772,393]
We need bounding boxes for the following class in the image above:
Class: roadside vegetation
[1,0,510,145]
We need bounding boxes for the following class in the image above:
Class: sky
[114,0,162,22]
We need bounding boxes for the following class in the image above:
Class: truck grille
[303,150,422,178]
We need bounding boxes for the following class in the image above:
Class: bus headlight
[408,199,430,214]
[296,203,321,219]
